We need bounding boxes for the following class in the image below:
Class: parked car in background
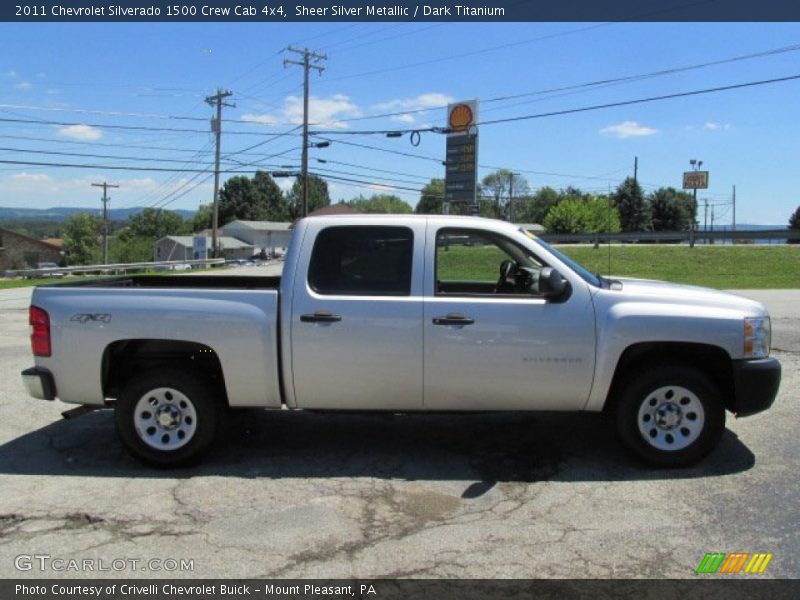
[35,262,65,278]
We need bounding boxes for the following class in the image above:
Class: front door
[423,226,596,411]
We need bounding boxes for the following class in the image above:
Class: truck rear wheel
[115,369,219,467]
[615,363,725,467]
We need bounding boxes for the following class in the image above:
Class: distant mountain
[0,206,196,222]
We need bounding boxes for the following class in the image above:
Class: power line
[0,115,300,136]
[477,73,800,128]
[0,158,290,174]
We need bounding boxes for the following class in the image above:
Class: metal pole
[285,47,326,218]
[732,185,736,232]
[205,89,234,258]
[92,181,119,265]
[690,188,697,248]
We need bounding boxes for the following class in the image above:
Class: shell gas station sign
[445,100,479,210]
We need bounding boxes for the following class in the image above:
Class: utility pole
[732,185,736,232]
[205,89,234,258]
[633,156,638,186]
[508,172,514,223]
[703,198,708,244]
[285,46,327,218]
[91,181,119,265]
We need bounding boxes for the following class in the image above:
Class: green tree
[789,205,800,244]
[286,174,331,217]
[63,213,102,265]
[415,179,445,214]
[544,197,621,234]
[481,169,529,219]
[612,177,650,232]
[515,186,559,224]
[191,203,213,232]
[218,170,286,224]
[124,208,188,240]
[348,194,413,214]
[648,187,695,231]
[108,236,154,263]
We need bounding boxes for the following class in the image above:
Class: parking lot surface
[0,279,797,579]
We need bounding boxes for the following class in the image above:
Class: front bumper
[731,357,781,417]
[21,367,56,401]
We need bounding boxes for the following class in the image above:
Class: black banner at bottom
[4,579,800,600]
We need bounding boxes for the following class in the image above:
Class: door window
[308,226,413,296]
[435,228,544,296]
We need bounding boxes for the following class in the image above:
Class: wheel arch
[604,341,734,413]
[101,339,229,406]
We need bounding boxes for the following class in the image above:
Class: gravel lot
[0,275,797,579]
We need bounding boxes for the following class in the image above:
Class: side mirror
[539,267,568,297]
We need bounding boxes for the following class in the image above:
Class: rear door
[290,220,425,410]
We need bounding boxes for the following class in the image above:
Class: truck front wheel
[615,363,725,467]
[115,369,219,467]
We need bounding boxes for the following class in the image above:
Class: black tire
[115,368,220,467]
[615,362,725,467]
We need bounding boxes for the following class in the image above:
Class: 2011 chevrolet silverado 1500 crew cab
[21,215,781,467]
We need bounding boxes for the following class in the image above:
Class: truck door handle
[300,311,342,323]
[432,313,475,326]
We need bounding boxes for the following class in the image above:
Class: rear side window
[308,226,413,296]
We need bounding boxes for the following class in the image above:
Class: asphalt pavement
[0,275,797,579]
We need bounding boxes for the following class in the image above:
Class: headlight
[744,317,771,358]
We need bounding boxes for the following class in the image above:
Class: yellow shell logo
[449,104,474,132]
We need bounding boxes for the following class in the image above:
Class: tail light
[29,306,51,357]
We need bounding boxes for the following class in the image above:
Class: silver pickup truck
[21,215,780,467]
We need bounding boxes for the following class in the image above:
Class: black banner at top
[3,0,800,23]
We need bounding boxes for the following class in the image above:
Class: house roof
[0,227,64,250]
[161,236,255,250]
[222,220,293,231]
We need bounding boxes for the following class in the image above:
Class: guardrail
[3,258,226,279]
[538,229,800,244]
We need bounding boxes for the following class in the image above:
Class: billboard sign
[445,100,479,206]
[192,235,208,260]
[683,171,709,190]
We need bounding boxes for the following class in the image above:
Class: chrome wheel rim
[134,387,197,451]
[637,385,705,451]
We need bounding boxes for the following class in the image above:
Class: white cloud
[372,92,454,124]
[600,121,659,139]
[704,121,731,131]
[11,172,52,183]
[3,70,16,77]
[242,94,361,129]
[57,124,103,140]
[13,81,32,90]
[368,183,394,192]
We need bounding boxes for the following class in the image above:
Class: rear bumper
[21,367,56,401]
[731,358,781,417]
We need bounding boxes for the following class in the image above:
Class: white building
[221,220,293,257]
[154,236,255,262]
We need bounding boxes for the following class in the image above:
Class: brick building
[0,227,63,271]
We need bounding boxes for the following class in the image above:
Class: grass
[436,243,800,289]
[557,244,800,289]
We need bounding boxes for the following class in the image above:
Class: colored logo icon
[696,552,773,574]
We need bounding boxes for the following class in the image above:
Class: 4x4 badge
[70,313,112,324]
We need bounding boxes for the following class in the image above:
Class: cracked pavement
[0,282,797,579]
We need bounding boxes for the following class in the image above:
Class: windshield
[519,228,602,287]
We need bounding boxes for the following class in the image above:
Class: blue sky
[1,22,799,225]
